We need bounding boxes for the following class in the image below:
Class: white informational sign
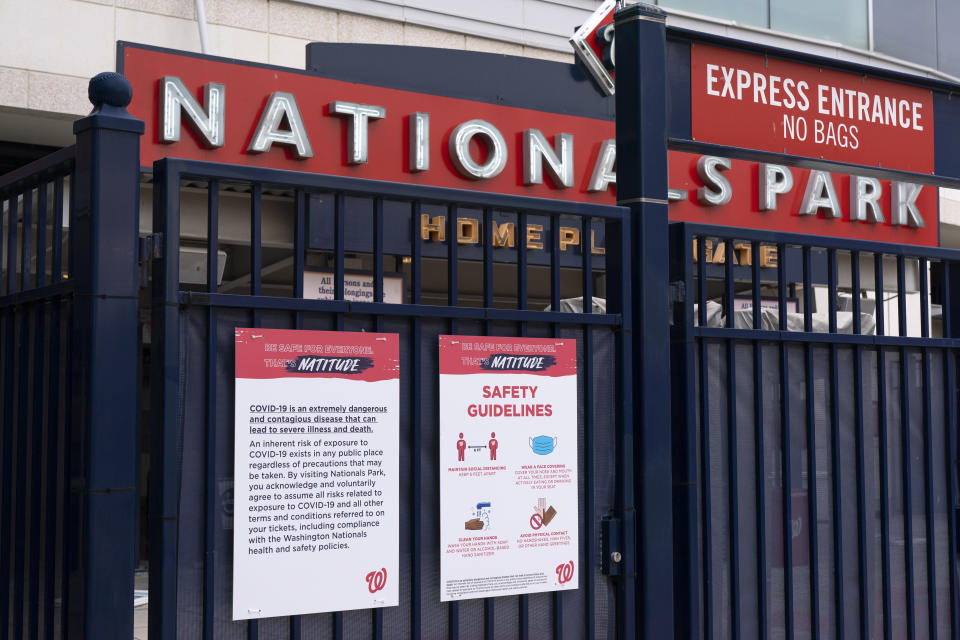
[438,336,579,601]
[233,328,400,620]
[303,271,404,304]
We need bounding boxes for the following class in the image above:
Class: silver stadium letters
[157,76,926,227]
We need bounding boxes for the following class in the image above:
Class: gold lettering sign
[457,218,479,244]
[491,221,515,248]
[692,239,777,268]
[421,214,445,241]
[418,214,606,254]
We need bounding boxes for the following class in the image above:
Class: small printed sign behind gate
[233,328,399,619]
[438,336,579,601]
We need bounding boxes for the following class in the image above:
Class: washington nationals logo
[555,560,575,585]
[366,568,387,593]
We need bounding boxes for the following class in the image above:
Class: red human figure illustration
[457,433,466,461]
[489,432,498,460]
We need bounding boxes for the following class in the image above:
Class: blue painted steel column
[614,4,674,638]
[68,72,144,638]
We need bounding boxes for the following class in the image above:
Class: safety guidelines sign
[232,328,399,619]
[438,336,579,600]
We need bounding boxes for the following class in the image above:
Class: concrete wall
[0,0,580,146]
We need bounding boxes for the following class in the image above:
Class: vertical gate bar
[550,214,560,313]
[61,300,74,640]
[723,238,740,639]
[447,204,458,311]
[480,206,493,640]
[248,183,262,640]
[331,189,344,637]
[0,201,11,637]
[20,188,32,291]
[294,191,306,317]
[482,208,493,310]
[779,239,795,640]
[248,182,262,640]
[804,342,820,640]
[373,197,384,306]
[204,181,219,640]
[409,202,422,640]
[371,195,384,640]
[291,190,305,640]
[13,301,28,640]
[582,217,593,312]
[52,177,64,281]
[802,247,812,333]
[852,251,861,335]
[752,241,761,331]
[251,184,262,303]
[43,274,63,640]
[828,250,838,334]
[777,243,787,332]
[516,207,529,638]
[581,215,595,640]
[899,304,916,637]
[944,345,959,640]
[802,246,821,639]
[606,205,635,640]
[695,232,712,640]
[827,249,844,639]
[921,346,937,640]
[445,205,459,640]
[750,239,768,640]
[37,182,47,288]
[699,336,713,640]
[724,239,733,329]
[875,253,893,640]
[920,260,930,338]
[671,224,696,638]
[875,254,886,337]
[583,216,594,636]
[518,212,528,313]
[7,193,18,293]
[0,195,5,292]
[854,341,870,640]
[551,212,562,640]
[150,160,183,640]
[28,294,48,637]
[897,257,908,338]
[698,236,706,326]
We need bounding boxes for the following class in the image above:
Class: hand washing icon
[529,435,557,455]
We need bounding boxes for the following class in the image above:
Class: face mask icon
[529,435,557,455]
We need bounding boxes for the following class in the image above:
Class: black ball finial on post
[86,71,134,115]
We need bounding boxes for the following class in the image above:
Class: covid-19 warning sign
[438,335,579,601]
[233,328,399,619]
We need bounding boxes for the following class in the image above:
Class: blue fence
[149,158,636,639]
[0,147,77,639]
[670,222,960,639]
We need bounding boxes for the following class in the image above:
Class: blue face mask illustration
[529,435,557,455]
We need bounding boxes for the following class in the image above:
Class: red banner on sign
[235,328,399,382]
[438,336,577,378]
[690,43,935,174]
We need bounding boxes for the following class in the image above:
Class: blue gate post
[68,72,144,637]
[613,4,675,638]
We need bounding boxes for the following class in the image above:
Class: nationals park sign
[120,38,940,247]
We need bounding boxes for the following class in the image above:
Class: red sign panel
[667,151,938,247]
[691,43,935,174]
[122,47,616,206]
[121,45,939,246]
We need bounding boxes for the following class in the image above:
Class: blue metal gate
[670,222,960,639]
[147,158,637,639]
